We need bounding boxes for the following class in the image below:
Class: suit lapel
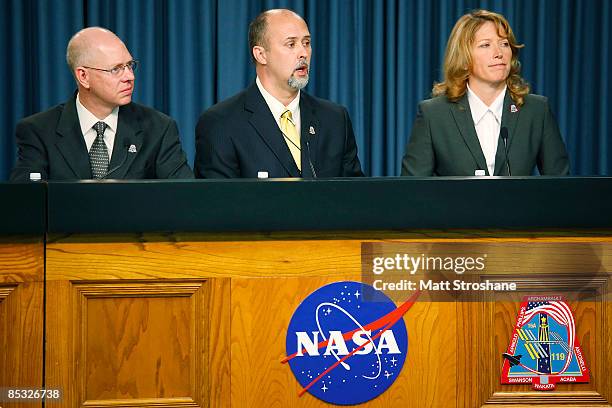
[450,95,488,174]
[55,94,92,179]
[245,83,300,177]
[299,93,319,178]
[108,105,141,178]
[494,92,521,175]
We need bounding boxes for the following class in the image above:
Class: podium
[0,184,45,407]
[1,178,612,407]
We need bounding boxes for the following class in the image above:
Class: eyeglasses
[83,60,138,76]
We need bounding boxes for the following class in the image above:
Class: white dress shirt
[76,94,119,158]
[256,77,301,139]
[467,85,506,176]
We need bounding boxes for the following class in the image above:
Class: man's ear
[253,46,267,65]
[75,67,91,89]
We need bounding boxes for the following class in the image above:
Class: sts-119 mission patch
[501,296,589,390]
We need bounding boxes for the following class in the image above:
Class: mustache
[294,60,309,71]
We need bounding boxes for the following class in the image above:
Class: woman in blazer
[401,10,569,176]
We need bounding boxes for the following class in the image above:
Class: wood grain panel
[46,237,612,282]
[457,297,480,408]
[207,278,231,407]
[0,242,43,283]
[0,241,43,408]
[45,280,78,406]
[0,284,44,406]
[46,239,363,281]
[47,281,208,408]
[401,301,457,408]
[85,297,191,399]
[229,276,457,407]
[479,277,611,406]
[45,235,612,407]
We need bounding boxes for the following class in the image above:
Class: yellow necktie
[280,110,301,171]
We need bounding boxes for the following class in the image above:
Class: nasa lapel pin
[128,144,137,153]
[510,104,518,113]
[309,126,316,135]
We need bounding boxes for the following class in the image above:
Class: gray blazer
[401,92,570,176]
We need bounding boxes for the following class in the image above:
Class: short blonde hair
[433,10,530,106]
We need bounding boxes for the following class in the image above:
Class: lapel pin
[128,144,137,153]
[309,126,316,135]
[510,104,518,113]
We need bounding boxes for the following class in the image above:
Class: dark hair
[248,11,269,63]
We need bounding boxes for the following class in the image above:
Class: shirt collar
[256,77,300,120]
[467,84,506,125]
[76,93,119,135]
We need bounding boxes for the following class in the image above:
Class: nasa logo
[283,281,412,405]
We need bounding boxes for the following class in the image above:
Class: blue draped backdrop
[1,0,610,179]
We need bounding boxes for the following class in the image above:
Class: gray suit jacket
[10,93,193,181]
[401,92,570,176]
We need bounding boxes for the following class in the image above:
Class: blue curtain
[1,0,610,179]
[0,0,82,180]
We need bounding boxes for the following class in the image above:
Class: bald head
[248,9,306,63]
[66,27,135,118]
[66,27,128,75]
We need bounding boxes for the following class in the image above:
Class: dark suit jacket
[401,92,570,176]
[10,93,193,181]
[195,83,363,178]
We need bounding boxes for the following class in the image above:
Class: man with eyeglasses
[10,27,193,181]
[194,9,363,178]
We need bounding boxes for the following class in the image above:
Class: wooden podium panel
[44,278,224,407]
[44,233,612,407]
[474,291,611,406]
[229,277,457,407]
[0,241,44,408]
